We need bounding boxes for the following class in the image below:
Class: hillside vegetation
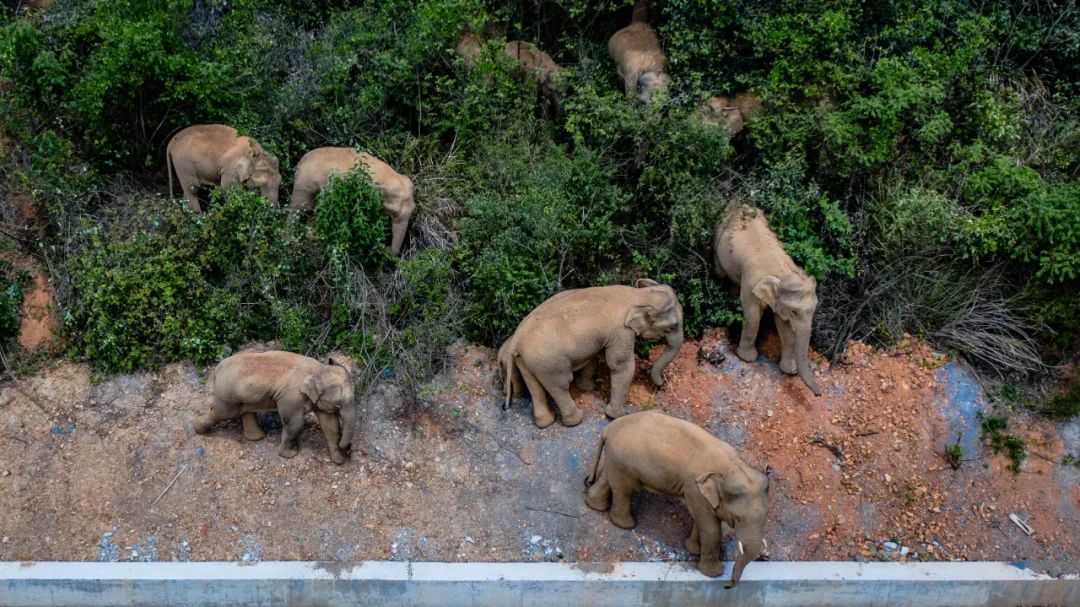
[1,0,1078,415]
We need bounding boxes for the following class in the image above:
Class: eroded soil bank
[0,331,1077,572]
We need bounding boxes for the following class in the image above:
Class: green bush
[0,260,28,346]
[315,167,391,268]
[66,190,302,371]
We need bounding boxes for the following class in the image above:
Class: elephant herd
[182,4,828,589]
[165,124,415,256]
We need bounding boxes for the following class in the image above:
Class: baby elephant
[192,351,357,465]
[290,148,416,256]
[585,410,770,588]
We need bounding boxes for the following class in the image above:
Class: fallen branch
[810,433,845,463]
[151,464,189,506]
[525,506,580,519]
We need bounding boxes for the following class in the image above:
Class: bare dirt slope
[0,330,1077,572]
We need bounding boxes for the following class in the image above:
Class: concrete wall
[2,561,1077,607]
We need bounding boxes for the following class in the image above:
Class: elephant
[585,410,770,587]
[504,41,568,103]
[608,21,671,104]
[456,30,483,70]
[192,350,357,465]
[714,204,822,395]
[498,279,684,428]
[289,147,416,256]
[166,124,281,211]
[697,92,762,136]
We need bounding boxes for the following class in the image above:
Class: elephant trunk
[338,401,357,450]
[649,328,683,386]
[264,186,279,206]
[726,533,763,589]
[389,216,409,256]
[795,331,821,396]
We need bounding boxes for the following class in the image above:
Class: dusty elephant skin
[697,92,762,137]
[714,204,822,395]
[585,410,769,588]
[608,20,671,104]
[498,279,684,427]
[192,351,357,465]
[166,124,281,210]
[289,147,416,256]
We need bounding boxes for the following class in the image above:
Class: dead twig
[151,464,189,506]
[810,433,845,463]
[854,430,879,437]
[3,434,29,446]
[525,506,580,519]
[0,346,56,421]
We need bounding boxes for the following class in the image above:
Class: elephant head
[239,143,281,206]
[627,279,684,386]
[300,357,357,451]
[695,465,770,588]
[753,273,820,395]
[639,71,671,104]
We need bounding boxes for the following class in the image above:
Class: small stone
[882,541,898,552]
[884,474,892,483]
[530,535,542,544]
[1,536,8,543]
[900,546,910,556]
[766,410,774,418]
[1,470,9,477]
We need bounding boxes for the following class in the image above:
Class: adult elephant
[714,204,822,395]
[499,279,684,427]
[166,124,281,210]
[290,147,416,256]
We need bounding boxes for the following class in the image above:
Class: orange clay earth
[0,330,1077,573]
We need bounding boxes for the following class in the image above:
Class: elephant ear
[624,304,653,336]
[751,275,782,308]
[300,373,324,406]
[695,472,724,510]
[635,278,659,288]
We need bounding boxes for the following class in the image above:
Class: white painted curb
[1,561,1077,606]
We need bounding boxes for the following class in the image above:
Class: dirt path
[0,331,1077,572]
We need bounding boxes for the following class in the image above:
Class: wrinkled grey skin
[192,350,357,465]
[167,124,281,210]
[714,204,822,395]
[498,279,684,427]
[585,410,770,588]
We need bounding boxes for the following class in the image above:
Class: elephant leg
[608,473,637,529]
[278,411,305,459]
[389,216,410,256]
[240,412,266,441]
[736,299,763,363]
[585,469,612,512]
[604,346,634,419]
[288,186,317,213]
[685,523,701,555]
[315,410,348,465]
[544,374,584,427]
[696,519,725,578]
[575,358,597,392]
[192,398,235,434]
[518,363,556,429]
[775,315,797,375]
[175,171,202,211]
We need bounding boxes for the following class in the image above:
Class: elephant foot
[561,407,584,427]
[736,345,758,363]
[329,450,348,465]
[575,378,595,392]
[585,489,610,512]
[243,425,267,441]
[779,356,797,375]
[697,557,724,578]
[191,416,214,435]
[608,511,636,529]
[604,403,627,419]
[278,445,300,459]
[684,535,701,556]
[649,369,665,387]
[534,411,556,429]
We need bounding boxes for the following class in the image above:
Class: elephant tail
[166,141,175,200]
[584,426,607,488]
[500,342,516,411]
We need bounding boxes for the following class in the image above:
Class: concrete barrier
[2,561,1077,606]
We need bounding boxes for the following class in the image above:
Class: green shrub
[66,190,301,371]
[0,261,28,346]
[315,167,391,268]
